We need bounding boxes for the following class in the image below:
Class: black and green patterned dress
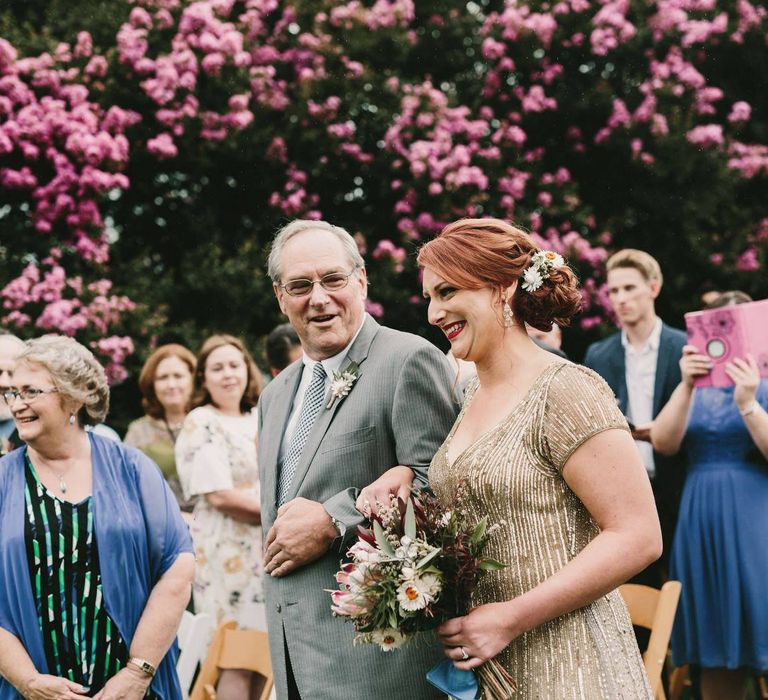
[23,454,128,695]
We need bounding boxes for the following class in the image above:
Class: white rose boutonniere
[327,361,360,409]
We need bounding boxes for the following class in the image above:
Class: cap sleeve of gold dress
[429,362,652,700]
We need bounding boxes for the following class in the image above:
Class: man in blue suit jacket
[584,249,687,589]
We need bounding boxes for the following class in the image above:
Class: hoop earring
[503,301,514,328]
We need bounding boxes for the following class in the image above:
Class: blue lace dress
[670,381,768,671]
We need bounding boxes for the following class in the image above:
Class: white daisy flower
[397,582,427,611]
[521,266,544,292]
[541,250,564,267]
[371,628,407,651]
[397,573,441,612]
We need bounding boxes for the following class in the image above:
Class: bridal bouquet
[329,486,517,699]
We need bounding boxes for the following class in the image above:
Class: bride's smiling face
[422,267,503,364]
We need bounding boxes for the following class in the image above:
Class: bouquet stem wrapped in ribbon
[329,487,517,699]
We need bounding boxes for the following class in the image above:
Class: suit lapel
[263,362,303,520]
[653,324,671,416]
[283,316,379,503]
[610,334,629,414]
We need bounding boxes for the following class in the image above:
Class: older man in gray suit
[258,220,458,700]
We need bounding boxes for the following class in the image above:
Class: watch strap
[127,657,156,678]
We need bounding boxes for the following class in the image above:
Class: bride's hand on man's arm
[355,466,415,516]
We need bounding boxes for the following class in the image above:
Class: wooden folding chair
[176,610,214,700]
[190,621,273,700]
[620,581,682,700]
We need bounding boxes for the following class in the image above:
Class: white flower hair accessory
[520,250,565,292]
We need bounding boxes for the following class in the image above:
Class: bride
[361,218,661,699]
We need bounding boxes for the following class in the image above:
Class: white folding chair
[176,610,215,700]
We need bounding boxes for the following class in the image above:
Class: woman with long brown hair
[125,344,196,509]
[175,334,265,629]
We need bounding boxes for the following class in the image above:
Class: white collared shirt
[278,316,367,465]
[622,317,662,478]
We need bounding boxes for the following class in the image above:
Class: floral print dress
[176,405,265,630]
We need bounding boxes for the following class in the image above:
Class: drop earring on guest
[69,414,76,426]
[503,300,514,328]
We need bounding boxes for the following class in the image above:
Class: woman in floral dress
[176,334,265,630]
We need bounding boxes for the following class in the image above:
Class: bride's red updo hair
[417,218,583,331]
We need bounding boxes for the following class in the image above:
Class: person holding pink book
[651,290,768,700]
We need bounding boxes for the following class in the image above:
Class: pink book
[684,298,768,388]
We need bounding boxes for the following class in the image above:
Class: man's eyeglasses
[2,387,59,405]
[279,268,359,297]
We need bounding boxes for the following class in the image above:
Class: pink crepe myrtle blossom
[735,247,760,272]
[365,300,384,317]
[147,132,178,158]
[687,124,724,149]
[728,101,752,123]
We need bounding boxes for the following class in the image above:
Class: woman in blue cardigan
[0,336,194,700]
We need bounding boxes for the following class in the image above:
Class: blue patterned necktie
[277,362,327,506]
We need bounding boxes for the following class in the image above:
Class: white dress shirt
[277,317,367,465]
[622,317,662,479]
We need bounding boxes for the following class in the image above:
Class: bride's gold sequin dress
[430,362,653,700]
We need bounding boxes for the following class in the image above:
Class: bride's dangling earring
[503,300,514,328]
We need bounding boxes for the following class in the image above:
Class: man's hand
[264,498,337,577]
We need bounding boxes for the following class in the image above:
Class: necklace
[57,471,70,494]
[34,457,74,494]
[46,462,73,494]
[162,417,183,444]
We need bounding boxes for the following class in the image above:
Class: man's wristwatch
[127,657,156,678]
[329,514,344,538]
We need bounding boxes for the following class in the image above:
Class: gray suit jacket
[258,316,459,700]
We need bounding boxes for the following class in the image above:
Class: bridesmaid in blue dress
[651,291,768,700]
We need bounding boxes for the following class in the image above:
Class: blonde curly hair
[16,335,110,426]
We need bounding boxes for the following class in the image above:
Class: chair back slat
[190,622,274,700]
[620,580,682,700]
[218,630,272,677]
[176,611,215,700]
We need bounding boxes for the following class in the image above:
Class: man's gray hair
[267,219,365,282]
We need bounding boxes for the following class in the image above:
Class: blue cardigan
[0,434,193,699]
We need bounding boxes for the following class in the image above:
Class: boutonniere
[327,361,360,409]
